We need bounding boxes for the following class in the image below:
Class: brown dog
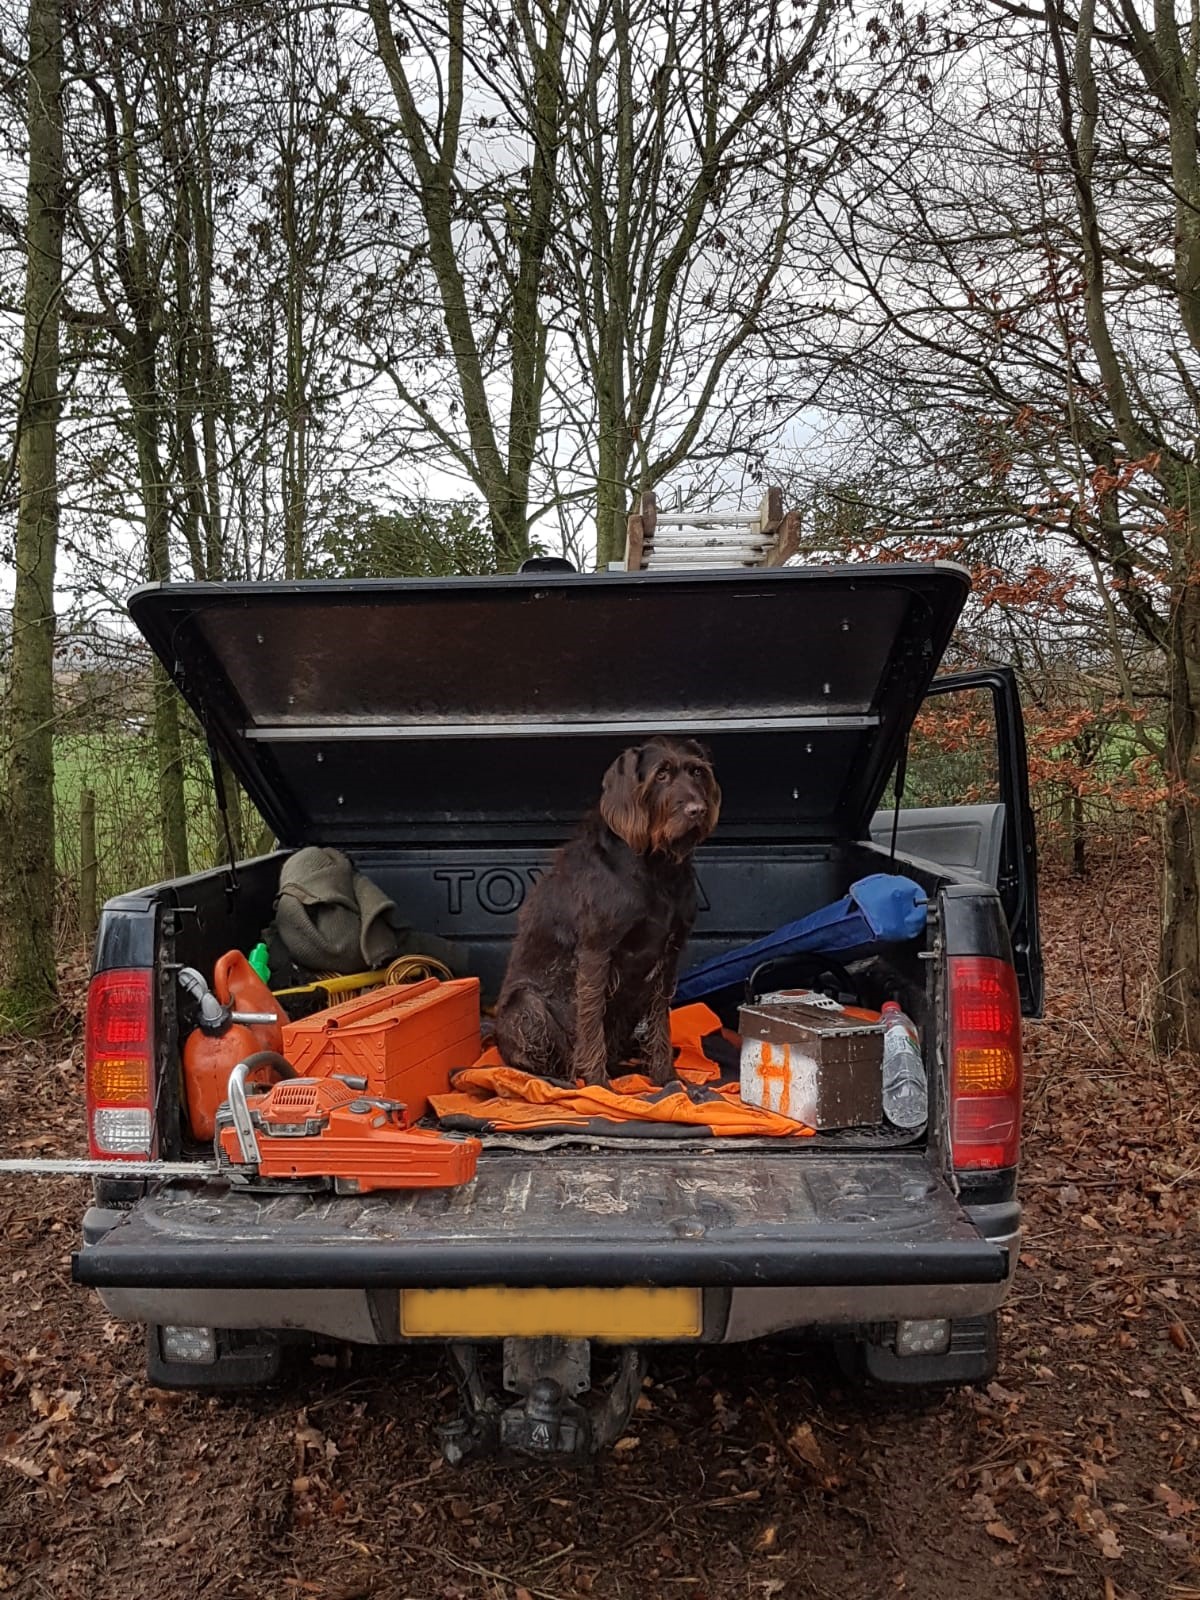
[494,739,721,1086]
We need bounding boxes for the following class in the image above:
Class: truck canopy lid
[127,565,969,848]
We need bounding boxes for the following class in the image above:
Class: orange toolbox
[280,978,480,1122]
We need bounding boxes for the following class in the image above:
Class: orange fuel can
[182,952,288,1141]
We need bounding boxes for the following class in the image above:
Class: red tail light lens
[948,956,1022,1170]
[85,969,155,1159]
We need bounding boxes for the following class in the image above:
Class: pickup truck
[72,562,1042,1457]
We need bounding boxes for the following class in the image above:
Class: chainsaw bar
[0,1158,220,1179]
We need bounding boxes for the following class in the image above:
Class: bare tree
[556,0,844,565]
[361,0,912,565]
[363,0,571,567]
[804,0,1200,1047]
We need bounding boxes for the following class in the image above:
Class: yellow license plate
[399,1286,703,1340]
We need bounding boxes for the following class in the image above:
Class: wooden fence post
[80,788,98,944]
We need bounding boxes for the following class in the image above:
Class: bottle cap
[248,942,271,984]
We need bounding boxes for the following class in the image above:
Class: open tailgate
[74,1152,1005,1290]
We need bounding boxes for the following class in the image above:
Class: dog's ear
[600,746,651,853]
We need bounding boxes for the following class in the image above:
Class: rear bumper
[89,1242,1019,1344]
[77,1232,1005,1291]
[74,1154,1014,1338]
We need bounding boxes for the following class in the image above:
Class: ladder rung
[653,512,764,527]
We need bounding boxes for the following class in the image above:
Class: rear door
[870,667,1043,1016]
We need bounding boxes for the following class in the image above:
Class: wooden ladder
[621,487,800,572]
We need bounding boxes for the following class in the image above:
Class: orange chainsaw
[0,1053,481,1190]
[212,1053,481,1193]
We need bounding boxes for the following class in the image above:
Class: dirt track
[0,861,1197,1600]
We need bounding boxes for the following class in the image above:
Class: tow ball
[438,1338,646,1462]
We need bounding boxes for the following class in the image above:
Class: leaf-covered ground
[0,857,1197,1600]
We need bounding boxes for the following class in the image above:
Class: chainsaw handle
[224,1052,297,1168]
[235,1051,297,1083]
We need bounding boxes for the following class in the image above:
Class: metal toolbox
[738,993,884,1129]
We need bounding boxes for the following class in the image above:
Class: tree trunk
[1157,576,1200,1051]
[213,754,244,865]
[79,788,98,944]
[490,495,530,571]
[1072,792,1086,878]
[592,0,632,570]
[1057,788,1072,866]
[131,378,190,879]
[152,666,190,879]
[1,0,64,1029]
[594,418,629,570]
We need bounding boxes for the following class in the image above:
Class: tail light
[948,956,1022,1170]
[85,969,155,1159]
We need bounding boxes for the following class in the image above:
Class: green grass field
[54,732,220,909]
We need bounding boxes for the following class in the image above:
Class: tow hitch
[438,1338,645,1462]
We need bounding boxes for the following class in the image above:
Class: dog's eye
[655,768,671,783]
[689,766,704,779]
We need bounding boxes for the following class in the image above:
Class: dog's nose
[684,800,707,819]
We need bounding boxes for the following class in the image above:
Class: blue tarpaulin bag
[675,873,927,1004]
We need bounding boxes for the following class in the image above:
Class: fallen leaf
[1096,1527,1123,1560]
[514,1589,533,1600]
[94,1465,126,1489]
[965,1491,998,1523]
[613,1436,639,1455]
[985,1382,1022,1406]
[754,1524,778,1553]
[1152,1482,1197,1519]
[787,1421,826,1470]
[1151,1528,1192,1551]
[50,1392,81,1424]
[1167,1322,1189,1351]
[985,1520,1018,1545]
[1,1455,44,1480]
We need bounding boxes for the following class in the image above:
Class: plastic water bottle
[880,1002,927,1129]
